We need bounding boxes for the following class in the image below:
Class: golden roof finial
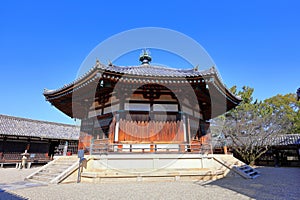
[108,59,113,67]
[96,58,100,66]
[139,49,152,65]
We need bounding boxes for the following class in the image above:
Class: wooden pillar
[223,146,228,154]
[114,113,120,143]
[150,144,154,152]
[182,114,191,152]
[186,115,191,152]
[182,114,187,142]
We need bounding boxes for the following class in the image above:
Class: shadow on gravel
[0,181,45,191]
[0,189,27,200]
[194,167,300,200]
[0,181,45,200]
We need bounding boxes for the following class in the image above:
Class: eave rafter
[44,63,241,119]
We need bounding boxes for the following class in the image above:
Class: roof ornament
[108,60,113,67]
[139,49,152,65]
[194,65,199,71]
[95,58,100,66]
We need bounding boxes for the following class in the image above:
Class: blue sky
[0,1,299,125]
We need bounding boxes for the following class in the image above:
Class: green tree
[264,93,300,134]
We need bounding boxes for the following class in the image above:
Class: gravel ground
[0,166,299,200]
[0,167,38,184]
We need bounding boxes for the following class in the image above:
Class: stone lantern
[20,150,30,169]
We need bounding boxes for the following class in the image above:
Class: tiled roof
[43,63,218,96]
[212,134,300,148]
[101,64,216,77]
[274,134,300,146]
[0,114,80,140]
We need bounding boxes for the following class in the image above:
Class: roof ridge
[0,114,78,127]
[109,64,215,73]
[44,64,99,95]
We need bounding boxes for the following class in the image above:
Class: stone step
[40,170,67,174]
[239,165,250,170]
[30,175,54,182]
[36,172,60,177]
[54,158,78,161]
[213,155,260,179]
[233,165,260,179]
[80,169,225,182]
[26,156,79,184]
[30,177,52,183]
[247,171,258,176]
[52,161,77,164]
[251,174,260,179]
[37,171,61,177]
[41,166,71,170]
[82,169,224,178]
[39,169,68,175]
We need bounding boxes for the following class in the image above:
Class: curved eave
[44,64,217,99]
[213,75,242,106]
[44,64,100,97]
[205,72,242,117]
[43,63,241,119]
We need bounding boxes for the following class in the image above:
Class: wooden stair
[25,156,79,184]
[213,155,260,179]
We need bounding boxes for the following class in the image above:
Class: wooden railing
[1,152,22,162]
[28,153,51,163]
[90,141,212,155]
[0,152,51,168]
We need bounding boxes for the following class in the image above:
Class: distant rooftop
[0,114,80,140]
[212,134,300,148]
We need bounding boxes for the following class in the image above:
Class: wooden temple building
[0,114,79,166]
[44,51,241,155]
[212,134,300,167]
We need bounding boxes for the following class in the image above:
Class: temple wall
[78,83,211,154]
[78,112,212,154]
[85,154,221,172]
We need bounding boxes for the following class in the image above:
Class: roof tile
[0,114,80,140]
